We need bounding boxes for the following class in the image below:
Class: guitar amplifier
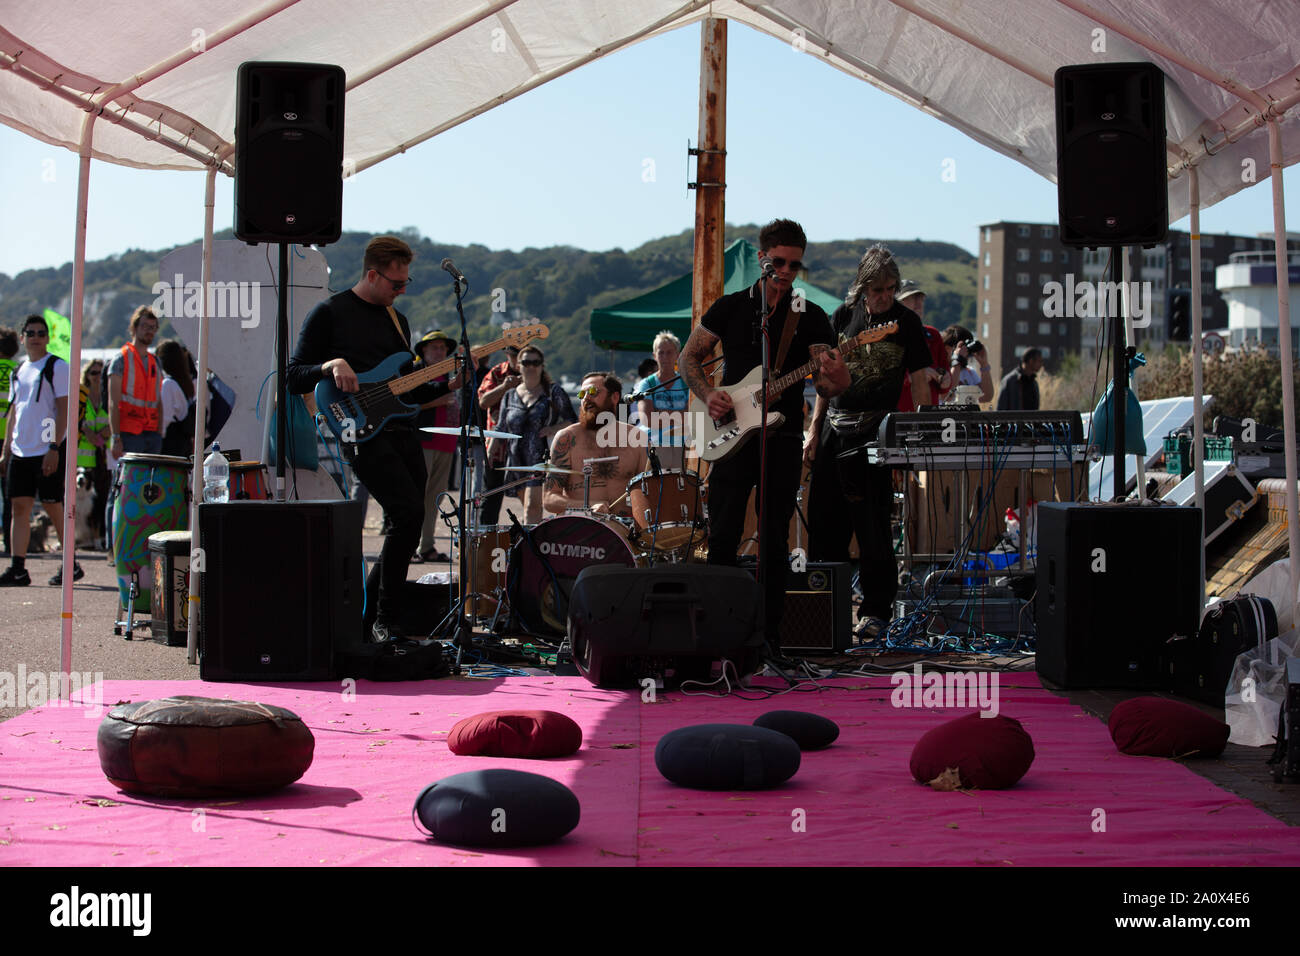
[740,561,852,653]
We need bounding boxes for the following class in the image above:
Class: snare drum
[229,460,269,500]
[626,469,707,552]
[466,525,513,616]
[112,454,191,612]
[507,514,640,636]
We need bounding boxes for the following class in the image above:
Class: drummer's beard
[580,402,603,430]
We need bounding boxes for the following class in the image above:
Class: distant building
[976,221,1300,381]
[1216,244,1300,354]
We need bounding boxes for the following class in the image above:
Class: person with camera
[942,326,994,404]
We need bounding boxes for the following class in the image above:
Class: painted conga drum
[229,461,270,500]
[112,454,191,611]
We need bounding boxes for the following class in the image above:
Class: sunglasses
[577,385,603,399]
[23,329,47,338]
[520,359,543,367]
[770,256,803,272]
[373,270,411,291]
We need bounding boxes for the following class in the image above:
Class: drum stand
[433,474,535,646]
[113,571,152,640]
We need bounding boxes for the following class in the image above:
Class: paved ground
[0,494,527,722]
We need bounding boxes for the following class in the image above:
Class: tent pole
[186,169,216,666]
[59,112,96,699]
[691,16,726,332]
[1266,120,1300,631]
[1188,166,1207,618]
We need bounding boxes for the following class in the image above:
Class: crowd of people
[0,306,201,587]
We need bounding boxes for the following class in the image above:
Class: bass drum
[508,514,639,637]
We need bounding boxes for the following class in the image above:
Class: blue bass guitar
[315,321,548,444]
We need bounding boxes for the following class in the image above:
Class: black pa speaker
[199,499,362,681]
[234,61,346,245]
[1035,502,1201,688]
[1055,62,1168,248]
[567,566,763,688]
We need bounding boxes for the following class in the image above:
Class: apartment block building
[976,221,1292,379]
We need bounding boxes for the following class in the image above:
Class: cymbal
[420,425,520,440]
[501,463,580,475]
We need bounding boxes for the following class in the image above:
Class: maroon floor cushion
[1108,697,1230,758]
[447,710,582,758]
[414,769,580,847]
[97,696,314,797]
[910,714,1035,790]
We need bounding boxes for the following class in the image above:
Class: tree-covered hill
[0,225,976,384]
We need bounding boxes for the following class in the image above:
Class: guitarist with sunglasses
[288,235,455,644]
[804,244,932,643]
[680,219,849,649]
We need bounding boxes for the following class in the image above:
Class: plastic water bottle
[203,443,229,503]
[1005,507,1020,548]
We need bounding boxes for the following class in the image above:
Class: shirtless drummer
[544,371,646,516]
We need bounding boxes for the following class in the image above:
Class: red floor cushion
[97,696,314,797]
[910,714,1035,790]
[1108,697,1230,758]
[447,710,582,758]
[414,769,580,847]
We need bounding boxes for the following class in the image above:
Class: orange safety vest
[118,343,161,434]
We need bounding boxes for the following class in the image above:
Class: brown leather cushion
[447,710,582,758]
[97,696,315,797]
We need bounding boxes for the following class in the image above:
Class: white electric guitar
[690,321,897,462]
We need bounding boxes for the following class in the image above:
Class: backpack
[29,354,63,404]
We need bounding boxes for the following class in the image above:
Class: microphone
[441,258,467,285]
[759,256,776,278]
[647,444,662,479]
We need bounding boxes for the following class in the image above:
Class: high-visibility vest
[118,343,160,434]
[0,357,16,438]
[79,390,109,467]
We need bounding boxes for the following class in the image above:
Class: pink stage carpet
[2,676,1297,866]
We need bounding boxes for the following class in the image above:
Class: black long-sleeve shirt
[287,289,444,406]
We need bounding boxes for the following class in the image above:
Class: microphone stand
[448,271,477,654]
[756,269,774,653]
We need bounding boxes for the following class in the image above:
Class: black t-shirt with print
[826,298,931,435]
[700,282,835,437]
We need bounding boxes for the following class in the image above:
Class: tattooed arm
[542,427,580,514]
[680,324,732,420]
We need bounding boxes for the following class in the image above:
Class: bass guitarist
[288,235,454,643]
[804,244,931,642]
[679,219,848,649]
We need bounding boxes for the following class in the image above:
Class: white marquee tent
[2,0,1298,679]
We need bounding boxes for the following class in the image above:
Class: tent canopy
[590,239,843,352]
[2,1,1299,219]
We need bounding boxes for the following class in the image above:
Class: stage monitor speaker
[234,61,346,245]
[567,566,763,688]
[200,499,362,681]
[1055,62,1168,248]
[1035,502,1200,689]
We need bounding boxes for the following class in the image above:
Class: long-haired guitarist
[287,235,454,644]
[679,219,848,648]
[804,244,931,642]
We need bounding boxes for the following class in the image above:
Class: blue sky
[1,24,1295,278]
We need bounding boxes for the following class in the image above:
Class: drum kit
[425,423,710,640]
